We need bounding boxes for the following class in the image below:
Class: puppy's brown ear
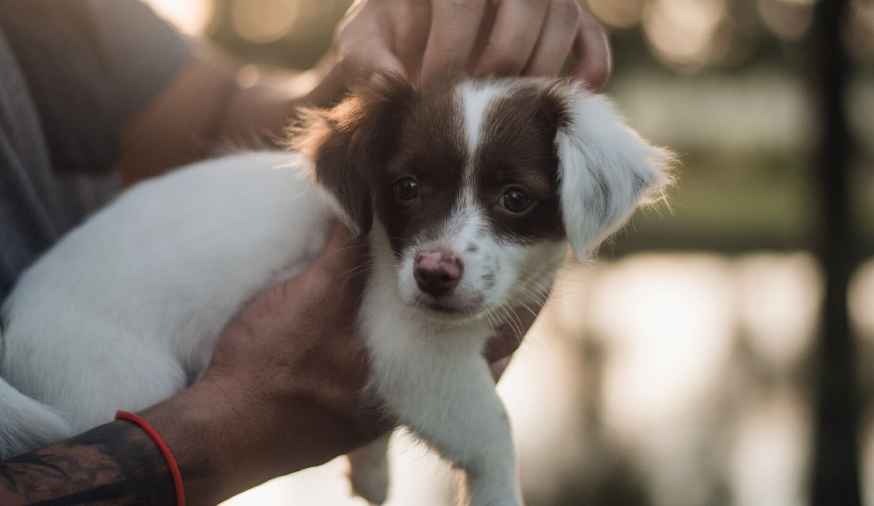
[291,72,415,237]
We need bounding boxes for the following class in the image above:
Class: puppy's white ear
[555,86,674,261]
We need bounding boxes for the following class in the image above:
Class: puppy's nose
[414,249,463,297]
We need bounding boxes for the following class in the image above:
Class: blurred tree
[807,1,863,505]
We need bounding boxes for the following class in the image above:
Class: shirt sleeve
[0,0,193,175]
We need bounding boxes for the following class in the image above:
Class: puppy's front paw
[348,458,389,505]
[346,433,391,505]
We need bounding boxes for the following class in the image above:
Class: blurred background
[140,1,873,505]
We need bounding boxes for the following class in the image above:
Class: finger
[391,0,431,82]
[338,10,408,85]
[474,0,550,76]
[420,0,488,82]
[340,41,408,87]
[523,0,580,77]
[292,224,368,322]
[570,9,612,91]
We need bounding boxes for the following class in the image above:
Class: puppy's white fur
[0,80,670,506]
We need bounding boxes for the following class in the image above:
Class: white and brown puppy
[0,75,671,505]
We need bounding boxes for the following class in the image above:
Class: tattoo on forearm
[0,422,174,506]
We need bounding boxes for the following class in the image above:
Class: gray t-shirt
[0,0,192,302]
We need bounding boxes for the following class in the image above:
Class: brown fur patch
[471,83,568,243]
[372,81,468,256]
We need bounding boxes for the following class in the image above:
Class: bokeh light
[846,0,874,62]
[140,0,213,35]
[231,0,300,44]
[735,254,821,370]
[729,393,810,506]
[758,0,816,41]
[642,0,731,71]
[586,0,647,29]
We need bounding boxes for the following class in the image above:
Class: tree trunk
[808,1,863,505]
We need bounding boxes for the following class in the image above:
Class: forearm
[137,377,299,506]
[0,380,284,506]
[216,58,347,143]
[0,422,174,506]
[0,372,368,506]
[120,46,345,186]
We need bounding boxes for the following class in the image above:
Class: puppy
[0,74,671,505]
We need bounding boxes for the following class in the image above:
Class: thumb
[300,223,370,299]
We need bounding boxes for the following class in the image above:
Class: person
[0,0,611,504]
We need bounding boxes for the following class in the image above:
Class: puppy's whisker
[506,294,540,321]
[520,284,551,306]
[337,262,384,286]
[497,304,524,344]
[483,311,498,338]
[338,261,400,284]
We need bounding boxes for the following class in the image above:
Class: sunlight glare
[222,457,363,506]
[758,0,815,41]
[586,0,647,29]
[232,0,300,44]
[587,255,734,430]
[643,0,729,70]
[735,253,821,369]
[729,393,810,506]
[140,0,213,35]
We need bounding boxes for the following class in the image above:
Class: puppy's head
[294,74,672,320]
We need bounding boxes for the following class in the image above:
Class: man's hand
[204,223,382,469]
[335,0,612,90]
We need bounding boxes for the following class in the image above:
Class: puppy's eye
[501,187,534,214]
[395,177,419,201]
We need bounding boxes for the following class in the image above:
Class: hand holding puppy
[334,0,611,88]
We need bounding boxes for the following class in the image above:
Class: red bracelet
[115,410,186,506]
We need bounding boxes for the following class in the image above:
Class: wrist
[139,375,294,506]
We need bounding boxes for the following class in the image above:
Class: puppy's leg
[347,431,392,504]
[398,358,522,506]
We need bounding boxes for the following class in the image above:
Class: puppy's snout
[414,249,463,297]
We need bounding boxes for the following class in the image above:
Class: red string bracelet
[115,410,186,506]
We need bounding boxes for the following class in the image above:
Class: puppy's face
[295,76,671,320]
